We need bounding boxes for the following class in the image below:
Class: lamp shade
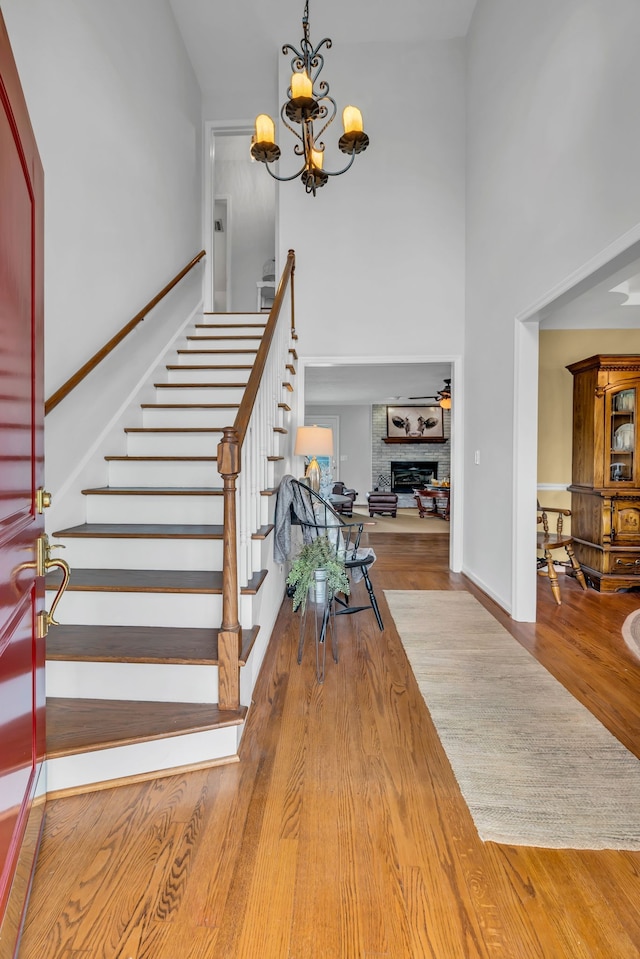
[294,425,333,457]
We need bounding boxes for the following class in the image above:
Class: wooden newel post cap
[217,427,241,476]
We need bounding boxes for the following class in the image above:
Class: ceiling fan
[409,378,452,409]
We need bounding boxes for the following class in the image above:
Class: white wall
[213,134,275,313]
[2,0,203,522]
[465,0,640,610]
[2,0,202,397]
[278,38,466,358]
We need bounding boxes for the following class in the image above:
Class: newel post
[217,427,241,710]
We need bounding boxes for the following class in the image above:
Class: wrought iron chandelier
[250,0,370,195]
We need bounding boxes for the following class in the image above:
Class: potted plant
[286,535,350,613]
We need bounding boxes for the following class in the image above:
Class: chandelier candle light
[251,0,370,195]
[294,425,334,493]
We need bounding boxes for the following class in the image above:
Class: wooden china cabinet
[567,355,640,591]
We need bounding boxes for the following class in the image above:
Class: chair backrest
[288,477,364,559]
[537,502,571,539]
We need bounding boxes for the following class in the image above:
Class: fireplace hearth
[390,461,438,492]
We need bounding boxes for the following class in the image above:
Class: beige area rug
[384,589,640,849]
[351,508,445,534]
[622,609,640,660]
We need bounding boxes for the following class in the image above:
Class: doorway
[204,123,276,313]
[513,226,640,621]
[298,356,463,573]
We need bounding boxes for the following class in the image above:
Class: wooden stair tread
[252,524,274,540]
[46,697,247,758]
[124,428,224,434]
[140,403,240,409]
[45,567,268,594]
[176,349,258,355]
[46,623,258,665]
[53,523,224,539]
[81,487,224,496]
[154,382,247,388]
[165,365,253,371]
[104,455,218,462]
[196,322,266,328]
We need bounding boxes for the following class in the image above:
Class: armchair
[331,481,357,517]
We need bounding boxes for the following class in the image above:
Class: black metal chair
[275,476,384,680]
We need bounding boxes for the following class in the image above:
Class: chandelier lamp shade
[294,425,334,493]
[250,0,370,195]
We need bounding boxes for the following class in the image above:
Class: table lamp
[294,425,334,493]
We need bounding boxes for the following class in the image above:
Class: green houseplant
[286,535,350,613]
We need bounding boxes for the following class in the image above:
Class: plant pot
[308,568,328,606]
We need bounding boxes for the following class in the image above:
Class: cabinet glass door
[609,387,635,484]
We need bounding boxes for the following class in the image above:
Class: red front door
[0,12,45,948]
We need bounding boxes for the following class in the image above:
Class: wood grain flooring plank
[17,533,640,959]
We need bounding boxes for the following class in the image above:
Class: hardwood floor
[18,532,640,958]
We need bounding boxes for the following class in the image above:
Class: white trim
[511,220,640,622]
[213,194,232,312]
[296,353,464,573]
[512,319,539,622]
[537,483,570,491]
[517,222,640,320]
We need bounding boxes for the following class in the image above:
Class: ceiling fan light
[439,396,451,410]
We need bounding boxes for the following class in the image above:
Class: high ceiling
[169,0,479,101]
[168,0,640,407]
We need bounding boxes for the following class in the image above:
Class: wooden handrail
[44,250,206,415]
[215,249,295,710]
[234,249,296,445]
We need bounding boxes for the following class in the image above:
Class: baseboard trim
[45,752,239,801]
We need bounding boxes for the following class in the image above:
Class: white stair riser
[142,407,238,428]
[85,494,224,524]
[126,432,221,456]
[53,590,256,629]
[47,661,219,703]
[54,537,224,570]
[185,338,262,351]
[166,368,252,384]
[176,351,258,365]
[45,725,242,794]
[267,460,288,489]
[152,386,245,405]
[194,324,265,335]
[108,460,219,487]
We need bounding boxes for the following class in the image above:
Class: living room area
[302,360,455,528]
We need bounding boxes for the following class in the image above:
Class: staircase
[44,311,295,796]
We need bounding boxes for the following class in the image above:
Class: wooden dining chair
[537,503,588,605]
